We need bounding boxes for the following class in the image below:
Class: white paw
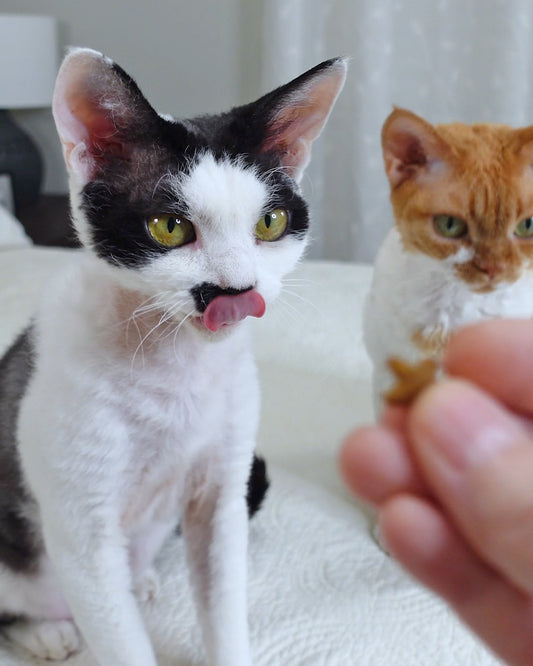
[3,618,82,661]
[134,568,160,604]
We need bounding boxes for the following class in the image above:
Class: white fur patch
[445,244,474,265]
[102,152,307,325]
[364,227,533,414]
[8,150,307,666]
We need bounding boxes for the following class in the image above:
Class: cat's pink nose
[475,260,501,279]
[484,265,499,278]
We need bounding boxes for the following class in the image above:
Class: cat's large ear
[512,126,533,165]
[241,58,347,183]
[53,48,159,185]
[381,108,451,189]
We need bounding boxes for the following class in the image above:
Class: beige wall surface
[2,0,263,194]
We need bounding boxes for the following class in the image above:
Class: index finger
[444,319,533,415]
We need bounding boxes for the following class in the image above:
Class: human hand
[341,319,533,666]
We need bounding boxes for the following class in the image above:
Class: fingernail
[413,381,523,470]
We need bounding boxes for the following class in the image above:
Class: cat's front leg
[411,324,450,357]
[41,512,158,666]
[182,465,252,666]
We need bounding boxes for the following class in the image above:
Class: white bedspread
[0,247,501,665]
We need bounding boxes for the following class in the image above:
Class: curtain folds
[261,0,533,261]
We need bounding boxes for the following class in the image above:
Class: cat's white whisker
[171,310,196,361]
[281,277,316,289]
[116,294,168,346]
[151,172,173,200]
[275,295,307,328]
[150,305,191,346]
[129,309,178,377]
[281,287,323,318]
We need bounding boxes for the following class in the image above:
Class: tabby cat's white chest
[364,228,533,413]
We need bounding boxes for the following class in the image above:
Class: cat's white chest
[117,354,232,529]
[364,228,533,411]
[20,256,258,536]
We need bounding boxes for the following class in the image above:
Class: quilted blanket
[0,245,501,665]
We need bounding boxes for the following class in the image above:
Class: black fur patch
[0,613,19,626]
[79,56,313,269]
[81,127,309,269]
[246,455,270,518]
[80,122,198,269]
[174,454,269,537]
[0,328,41,573]
[191,283,254,313]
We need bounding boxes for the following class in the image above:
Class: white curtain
[261,0,533,262]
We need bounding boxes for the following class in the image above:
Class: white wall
[3,0,263,194]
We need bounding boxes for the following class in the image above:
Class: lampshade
[0,15,58,212]
[0,15,58,109]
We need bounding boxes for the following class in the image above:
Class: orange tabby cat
[364,107,533,415]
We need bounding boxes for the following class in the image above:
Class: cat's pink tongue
[203,291,266,332]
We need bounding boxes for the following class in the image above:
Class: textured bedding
[0,242,501,665]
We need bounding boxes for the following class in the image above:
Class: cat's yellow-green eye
[255,208,288,242]
[515,217,533,238]
[147,214,196,248]
[433,214,468,239]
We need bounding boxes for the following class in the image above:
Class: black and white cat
[0,49,346,665]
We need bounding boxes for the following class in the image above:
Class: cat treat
[383,356,438,406]
[0,49,346,666]
[364,107,533,417]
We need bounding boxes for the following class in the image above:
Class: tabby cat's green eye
[255,208,288,242]
[147,215,196,248]
[433,214,468,238]
[515,217,533,238]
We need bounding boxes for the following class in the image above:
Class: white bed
[0,208,501,665]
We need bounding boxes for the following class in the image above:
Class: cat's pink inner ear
[262,61,347,182]
[53,49,129,183]
[512,126,533,167]
[382,109,448,189]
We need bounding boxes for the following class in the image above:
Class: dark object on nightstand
[0,110,43,211]
[17,195,79,248]
[0,15,59,213]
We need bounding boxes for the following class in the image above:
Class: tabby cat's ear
[512,126,533,164]
[53,48,159,184]
[240,58,347,183]
[381,108,451,189]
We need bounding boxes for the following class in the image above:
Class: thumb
[409,380,533,593]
